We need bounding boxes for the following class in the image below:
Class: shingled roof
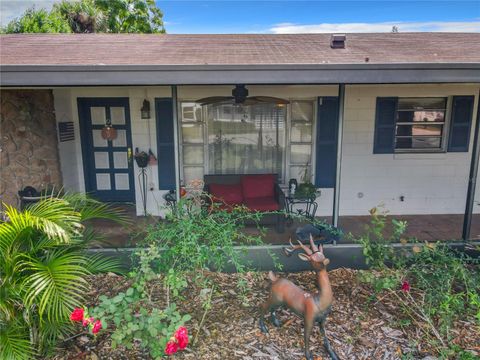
[1,33,480,65]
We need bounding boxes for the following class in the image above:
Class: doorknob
[127,147,133,163]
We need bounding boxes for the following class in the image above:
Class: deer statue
[259,235,339,360]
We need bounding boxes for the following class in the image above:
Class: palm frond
[0,320,35,360]
[62,193,131,224]
[0,200,82,247]
[84,252,125,274]
[21,250,90,322]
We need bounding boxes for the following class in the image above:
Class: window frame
[178,100,297,186]
[393,96,451,154]
[287,99,317,184]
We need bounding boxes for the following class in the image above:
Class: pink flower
[82,317,94,327]
[92,319,102,334]
[165,339,178,355]
[174,326,188,350]
[401,280,411,292]
[70,308,84,322]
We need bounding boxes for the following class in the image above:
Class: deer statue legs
[319,318,339,360]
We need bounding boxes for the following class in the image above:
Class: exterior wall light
[141,99,151,119]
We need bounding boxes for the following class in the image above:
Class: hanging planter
[101,119,117,141]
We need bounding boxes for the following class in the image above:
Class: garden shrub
[92,193,277,357]
[0,194,126,359]
[356,207,480,357]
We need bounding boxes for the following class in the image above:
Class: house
[1,33,479,242]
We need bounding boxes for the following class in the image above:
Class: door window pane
[115,173,130,190]
[113,152,128,169]
[290,165,312,183]
[94,152,109,169]
[91,107,106,125]
[92,130,108,147]
[112,129,127,147]
[110,107,126,125]
[96,173,111,190]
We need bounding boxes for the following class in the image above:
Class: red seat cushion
[241,174,275,199]
[244,197,280,212]
[209,183,243,205]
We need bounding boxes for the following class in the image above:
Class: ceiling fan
[196,85,289,106]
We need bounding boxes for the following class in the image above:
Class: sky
[1,0,479,33]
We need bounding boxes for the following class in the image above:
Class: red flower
[401,280,411,292]
[92,320,102,334]
[174,326,188,350]
[165,339,178,355]
[70,308,84,322]
[82,317,94,327]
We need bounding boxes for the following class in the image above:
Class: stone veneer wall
[0,90,62,207]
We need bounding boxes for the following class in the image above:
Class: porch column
[462,90,480,240]
[333,84,345,228]
[171,85,181,200]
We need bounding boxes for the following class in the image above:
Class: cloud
[1,0,59,26]
[270,21,480,33]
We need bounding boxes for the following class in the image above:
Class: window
[179,100,318,185]
[395,97,447,151]
[289,101,314,181]
[207,103,286,177]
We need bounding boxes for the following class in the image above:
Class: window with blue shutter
[155,98,176,190]
[448,96,474,152]
[374,97,398,154]
[315,97,339,188]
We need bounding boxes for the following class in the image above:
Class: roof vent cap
[330,34,346,49]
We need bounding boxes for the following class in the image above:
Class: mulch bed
[52,269,479,360]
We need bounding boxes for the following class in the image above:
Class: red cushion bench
[204,174,286,233]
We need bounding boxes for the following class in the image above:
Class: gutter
[1,63,480,87]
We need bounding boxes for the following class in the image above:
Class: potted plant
[295,164,316,199]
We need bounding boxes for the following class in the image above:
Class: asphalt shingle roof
[1,33,479,66]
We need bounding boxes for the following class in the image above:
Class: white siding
[52,84,479,217]
[339,84,479,216]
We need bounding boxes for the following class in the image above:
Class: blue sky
[1,0,479,32]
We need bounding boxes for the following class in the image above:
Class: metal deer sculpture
[259,235,339,360]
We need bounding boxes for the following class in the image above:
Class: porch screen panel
[206,104,285,177]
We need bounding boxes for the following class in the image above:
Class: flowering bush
[164,326,189,356]
[70,307,103,336]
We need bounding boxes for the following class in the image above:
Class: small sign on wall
[58,122,75,142]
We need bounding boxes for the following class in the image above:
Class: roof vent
[330,34,346,49]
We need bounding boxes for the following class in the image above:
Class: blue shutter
[448,96,474,152]
[373,97,398,154]
[155,98,176,190]
[315,97,339,188]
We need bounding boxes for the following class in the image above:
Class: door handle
[127,147,133,163]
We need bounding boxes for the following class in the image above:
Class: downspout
[462,90,480,240]
[333,84,345,228]
[171,85,181,200]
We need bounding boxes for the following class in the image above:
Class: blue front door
[78,98,135,202]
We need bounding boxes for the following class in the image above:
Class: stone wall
[0,90,62,207]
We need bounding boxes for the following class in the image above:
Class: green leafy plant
[91,286,190,358]
[0,194,127,359]
[356,207,480,355]
[356,206,407,269]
